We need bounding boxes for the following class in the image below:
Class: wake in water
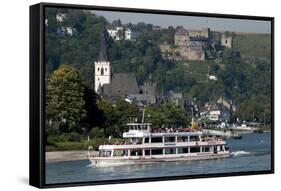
[231,150,251,157]
[86,163,94,168]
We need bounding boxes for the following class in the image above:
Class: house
[200,97,235,122]
[125,94,149,107]
[56,13,67,22]
[169,91,185,108]
[107,26,124,41]
[209,75,217,81]
[107,19,139,41]
[140,80,159,105]
[125,28,139,41]
[56,26,77,37]
[200,103,230,122]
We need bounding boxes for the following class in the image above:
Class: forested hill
[45,8,272,114]
[233,33,271,60]
[45,8,107,88]
[45,8,165,89]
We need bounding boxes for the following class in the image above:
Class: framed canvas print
[29,2,274,188]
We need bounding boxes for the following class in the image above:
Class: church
[94,26,158,105]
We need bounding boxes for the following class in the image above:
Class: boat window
[145,150,150,156]
[151,137,163,143]
[151,149,163,155]
[165,148,176,154]
[164,137,175,142]
[131,149,143,156]
[144,137,150,143]
[131,138,142,144]
[178,147,189,153]
[202,147,210,152]
[190,147,200,153]
[217,146,223,152]
[190,136,200,142]
[113,150,128,157]
[177,136,188,142]
[100,150,112,157]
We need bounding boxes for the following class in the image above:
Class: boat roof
[151,131,203,137]
[126,123,152,126]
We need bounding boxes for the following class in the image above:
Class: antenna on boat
[141,108,146,123]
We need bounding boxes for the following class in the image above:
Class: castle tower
[94,23,111,93]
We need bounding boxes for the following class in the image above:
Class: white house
[56,13,67,22]
[125,28,139,41]
[107,27,124,41]
[209,75,217,81]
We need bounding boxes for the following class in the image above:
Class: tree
[237,95,271,124]
[146,104,190,128]
[46,64,86,133]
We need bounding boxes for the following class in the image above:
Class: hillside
[233,33,271,60]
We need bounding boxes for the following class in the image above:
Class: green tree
[46,64,86,133]
[146,104,190,128]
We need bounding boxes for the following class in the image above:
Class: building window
[105,67,107,72]
[225,40,227,44]
[101,67,104,75]
[97,67,100,71]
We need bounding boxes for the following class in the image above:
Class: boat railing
[151,127,200,133]
[101,140,143,146]
[201,136,224,142]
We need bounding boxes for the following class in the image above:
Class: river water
[46,133,271,184]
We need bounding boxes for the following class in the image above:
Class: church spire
[99,22,108,61]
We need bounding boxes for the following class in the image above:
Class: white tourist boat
[88,122,230,167]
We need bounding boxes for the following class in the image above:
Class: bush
[90,127,104,138]
[50,142,86,151]
[67,132,81,142]
[47,135,66,145]
[47,132,82,145]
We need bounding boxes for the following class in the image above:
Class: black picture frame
[30,2,274,188]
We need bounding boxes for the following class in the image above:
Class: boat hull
[89,152,230,167]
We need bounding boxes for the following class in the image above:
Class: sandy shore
[46,150,96,163]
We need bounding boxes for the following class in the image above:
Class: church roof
[101,73,140,99]
[175,26,188,35]
[99,22,108,62]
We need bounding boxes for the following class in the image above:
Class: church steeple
[94,21,111,93]
[99,22,108,62]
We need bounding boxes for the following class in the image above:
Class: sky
[94,10,271,34]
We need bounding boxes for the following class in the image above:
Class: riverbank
[46,150,97,163]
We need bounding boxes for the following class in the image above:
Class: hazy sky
[94,10,271,34]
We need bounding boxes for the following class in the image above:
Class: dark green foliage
[46,64,86,133]
[237,95,271,123]
[90,127,105,138]
[67,132,82,142]
[96,99,141,136]
[146,104,191,128]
